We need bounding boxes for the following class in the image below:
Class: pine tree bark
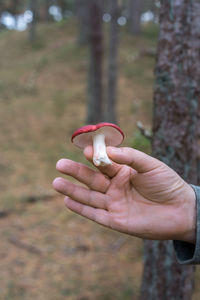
[75,0,90,45]
[0,4,3,30]
[87,0,103,124]
[105,0,120,124]
[129,0,143,36]
[10,0,20,28]
[140,1,200,299]
[57,0,67,20]
[29,0,37,43]
[44,0,51,22]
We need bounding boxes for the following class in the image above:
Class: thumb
[107,147,162,173]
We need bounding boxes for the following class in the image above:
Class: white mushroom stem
[93,133,112,166]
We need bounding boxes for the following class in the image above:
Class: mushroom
[71,122,124,166]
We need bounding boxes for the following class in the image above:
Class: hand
[53,146,196,243]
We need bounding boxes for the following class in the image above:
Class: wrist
[178,184,196,244]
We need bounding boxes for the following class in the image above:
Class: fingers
[84,145,122,178]
[83,145,161,176]
[56,158,110,193]
[64,196,110,227]
[53,177,108,209]
[107,147,162,173]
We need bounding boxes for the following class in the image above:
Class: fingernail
[56,159,66,170]
[52,177,63,188]
[56,160,62,170]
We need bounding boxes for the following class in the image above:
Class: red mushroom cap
[71,122,124,149]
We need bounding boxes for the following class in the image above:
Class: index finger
[56,158,110,193]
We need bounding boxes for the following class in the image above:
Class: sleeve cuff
[173,184,200,264]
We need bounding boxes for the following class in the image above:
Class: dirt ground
[0,196,143,299]
[0,20,199,299]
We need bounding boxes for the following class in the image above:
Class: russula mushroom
[71,122,124,166]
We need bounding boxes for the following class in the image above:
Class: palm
[53,146,195,242]
[103,162,188,239]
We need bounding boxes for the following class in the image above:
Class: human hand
[53,146,196,243]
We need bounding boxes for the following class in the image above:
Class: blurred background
[0,0,199,299]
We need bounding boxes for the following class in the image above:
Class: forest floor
[0,19,199,299]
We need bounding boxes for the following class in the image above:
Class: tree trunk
[197,104,200,185]
[75,0,90,45]
[129,0,142,36]
[29,0,37,43]
[140,1,200,299]
[57,0,67,20]
[10,0,20,29]
[87,0,103,124]
[196,106,200,185]
[0,4,3,30]
[105,0,120,124]
[39,0,51,22]
[44,0,51,22]
[10,0,20,15]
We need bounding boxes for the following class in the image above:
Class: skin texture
[53,146,196,244]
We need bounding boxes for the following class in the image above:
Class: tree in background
[86,0,121,124]
[43,0,51,22]
[0,2,4,30]
[0,0,22,27]
[128,0,143,35]
[75,0,90,45]
[142,0,160,21]
[105,0,120,123]
[29,0,37,42]
[140,1,200,299]
[87,0,103,123]
[57,0,71,20]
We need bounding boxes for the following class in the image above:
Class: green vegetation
[131,130,151,154]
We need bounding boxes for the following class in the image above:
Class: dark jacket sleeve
[173,185,200,264]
